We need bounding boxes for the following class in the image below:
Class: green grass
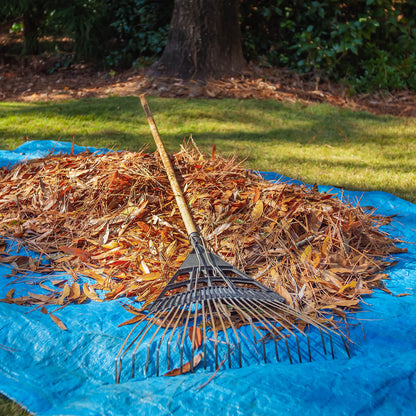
[0,394,31,415]
[0,96,415,202]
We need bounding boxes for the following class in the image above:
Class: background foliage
[1,0,416,91]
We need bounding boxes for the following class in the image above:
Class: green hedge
[240,0,416,91]
[2,0,416,91]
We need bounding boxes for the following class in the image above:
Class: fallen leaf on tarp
[83,284,102,302]
[164,352,204,377]
[50,313,67,330]
[118,314,145,327]
[188,326,203,349]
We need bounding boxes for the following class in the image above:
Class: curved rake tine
[237,298,294,363]
[206,300,219,368]
[131,312,167,378]
[179,302,194,374]
[154,307,181,376]
[115,313,150,383]
[145,309,177,374]
[219,298,242,368]
[201,300,208,369]
[167,306,187,371]
[211,299,233,368]
[262,299,347,360]
[226,297,267,363]
[239,297,293,364]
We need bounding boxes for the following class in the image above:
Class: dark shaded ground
[1,58,416,118]
[0,23,415,117]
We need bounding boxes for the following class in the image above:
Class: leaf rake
[114,95,351,382]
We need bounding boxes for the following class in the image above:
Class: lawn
[1,96,415,203]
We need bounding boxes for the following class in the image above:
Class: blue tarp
[0,141,415,415]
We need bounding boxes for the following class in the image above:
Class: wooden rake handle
[139,94,198,237]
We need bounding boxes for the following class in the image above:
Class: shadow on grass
[0,96,415,201]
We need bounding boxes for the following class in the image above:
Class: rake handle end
[140,94,198,237]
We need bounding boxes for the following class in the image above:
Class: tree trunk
[22,9,42,55]
[150,0,245,80]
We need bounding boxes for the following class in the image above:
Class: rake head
[115,233,351,382]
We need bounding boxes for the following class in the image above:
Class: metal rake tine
[189,301,201,373]
[115,313,151,383]
[219,298,242,368]
[242,298,305,363]
[167,305,187,371]
[211,298,233,368]
[155,306,181,376]
[261,298,344,361]
[201,300,208,369]
[223,298,247,367]
[179,301,194,374]
[145,309,177,374]
[237,297,291,363]
[206,299,219,368]
[227,297,269,343]
[131,312,168,379]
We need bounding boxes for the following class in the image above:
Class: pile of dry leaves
[0,144,406,329]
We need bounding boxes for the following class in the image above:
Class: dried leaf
[300,245,312,261]
[60,246,91,260]
[188,326,203,349]
[118,315,145,327]
[164,352,204,377]
[251,200,264,221]
[83,284,102,302]
[50,313,67,330]
[57,283,71,305]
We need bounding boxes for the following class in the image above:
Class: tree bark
[150,0,245,80]
[22,7,43,55]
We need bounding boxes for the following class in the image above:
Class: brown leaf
[118,315,145,327]
[50,313,67,330]
[83,284,102,302]
[188,326,203,349]
[164,352,204,377]
[251,200,263,220]
[69,282,81,300]
[57,283,71,305]
[60,246,91,260]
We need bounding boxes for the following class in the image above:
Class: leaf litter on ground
[0,143,407,336]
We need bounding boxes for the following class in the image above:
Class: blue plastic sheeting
[0,141,415,415]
